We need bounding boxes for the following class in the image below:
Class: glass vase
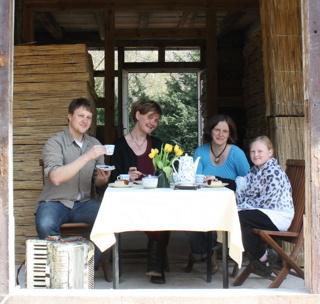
[155,169,170,188]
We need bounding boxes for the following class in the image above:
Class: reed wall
[13,44,97,263]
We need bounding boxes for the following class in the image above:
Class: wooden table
[91,184,244,289]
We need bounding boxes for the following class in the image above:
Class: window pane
[125,49,158,62]
[165,49,200,62]
[94,77,105,98]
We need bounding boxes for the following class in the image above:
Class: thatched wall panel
[269,117,304,168]
[13,44,97,264]
[270,71,304,115]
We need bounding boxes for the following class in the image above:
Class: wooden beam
[94,11,105,41]
[122,62,201,72]
[302,0,320,294]
[35,12,64,40]
[217,11,246,37]
[24,0,260,11]
[139,11,149,28]
[115,28,209,39]
[22,6,34,43]
[206,10,218,119]
[104,9,116,144]
[0,0,14,297]
[178,11,197,28]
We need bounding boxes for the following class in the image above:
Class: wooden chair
[39,159,112,282]
[233,159,305,288]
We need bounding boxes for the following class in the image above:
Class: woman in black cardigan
[110,100,169,284]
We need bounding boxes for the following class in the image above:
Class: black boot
[146,241,162,277]
[150,252,166,284]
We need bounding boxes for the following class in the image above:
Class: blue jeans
[35,200,101,263]
[186,231,218,255]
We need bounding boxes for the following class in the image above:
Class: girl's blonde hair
[250,135,274,155]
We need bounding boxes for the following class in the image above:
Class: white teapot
[171,154,201,185]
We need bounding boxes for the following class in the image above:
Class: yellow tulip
[175,149,184,157]
[174,144,180,153]
[151,148,159,155]
[164,143,173,153]
[148,152,156,159]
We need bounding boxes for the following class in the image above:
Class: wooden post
[0,0,14,298]
[205,10,218,119]
[302,0,320,294]
[104,10,116,144]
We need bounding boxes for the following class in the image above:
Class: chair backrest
[39,159,45,185]
[285,159,305,233]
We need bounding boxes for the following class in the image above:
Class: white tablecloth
[91,184,244,266]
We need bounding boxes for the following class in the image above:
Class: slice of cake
[207,179,222,186]
[115,180,129,186]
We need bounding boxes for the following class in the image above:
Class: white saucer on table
[109,183,132,188]
[96,165,115,171]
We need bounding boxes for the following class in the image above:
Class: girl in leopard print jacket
[235,136,294,276]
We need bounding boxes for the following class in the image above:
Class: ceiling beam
[217,11,246,37]
[178,11,197,28]
[34,31,207,47]
[35,12,64,40]
[94,11,105,40]
[115,28,208,39]
[139,12,149,28]
[24,0,260,11]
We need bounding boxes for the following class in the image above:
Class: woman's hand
[205,175,216,182]
[128,167,143,181]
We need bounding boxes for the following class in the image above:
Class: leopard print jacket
[236,158,294,212]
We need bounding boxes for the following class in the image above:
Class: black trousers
[238,209,279,260]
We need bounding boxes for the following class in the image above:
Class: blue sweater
[194,143,250,179]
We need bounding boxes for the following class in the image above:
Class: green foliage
[152,73,198,155]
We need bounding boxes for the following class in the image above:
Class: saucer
[96,165,115,171]
[177,182,195,186]
[109,183,132,188]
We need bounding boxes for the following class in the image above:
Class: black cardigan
[110,135,162,183]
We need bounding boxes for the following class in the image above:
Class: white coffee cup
[195,174,205,184]
[117,174,130,184]
[104,144,115,155]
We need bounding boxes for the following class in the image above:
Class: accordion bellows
[25,238,94,289]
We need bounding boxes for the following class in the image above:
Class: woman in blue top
[186,114,250,273]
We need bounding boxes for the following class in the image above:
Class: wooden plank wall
[13,44,97,263]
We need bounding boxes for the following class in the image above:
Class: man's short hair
[68,98,96,117]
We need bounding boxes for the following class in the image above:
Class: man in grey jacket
[35,98,110,244]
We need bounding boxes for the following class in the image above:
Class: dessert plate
[202,183,228,188]
[109,183,132,188]
[96,165,115,171]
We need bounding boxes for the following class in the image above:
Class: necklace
[130,132,146,150]
[210,143,227,163]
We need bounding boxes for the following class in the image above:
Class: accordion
[25,238,94,289]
